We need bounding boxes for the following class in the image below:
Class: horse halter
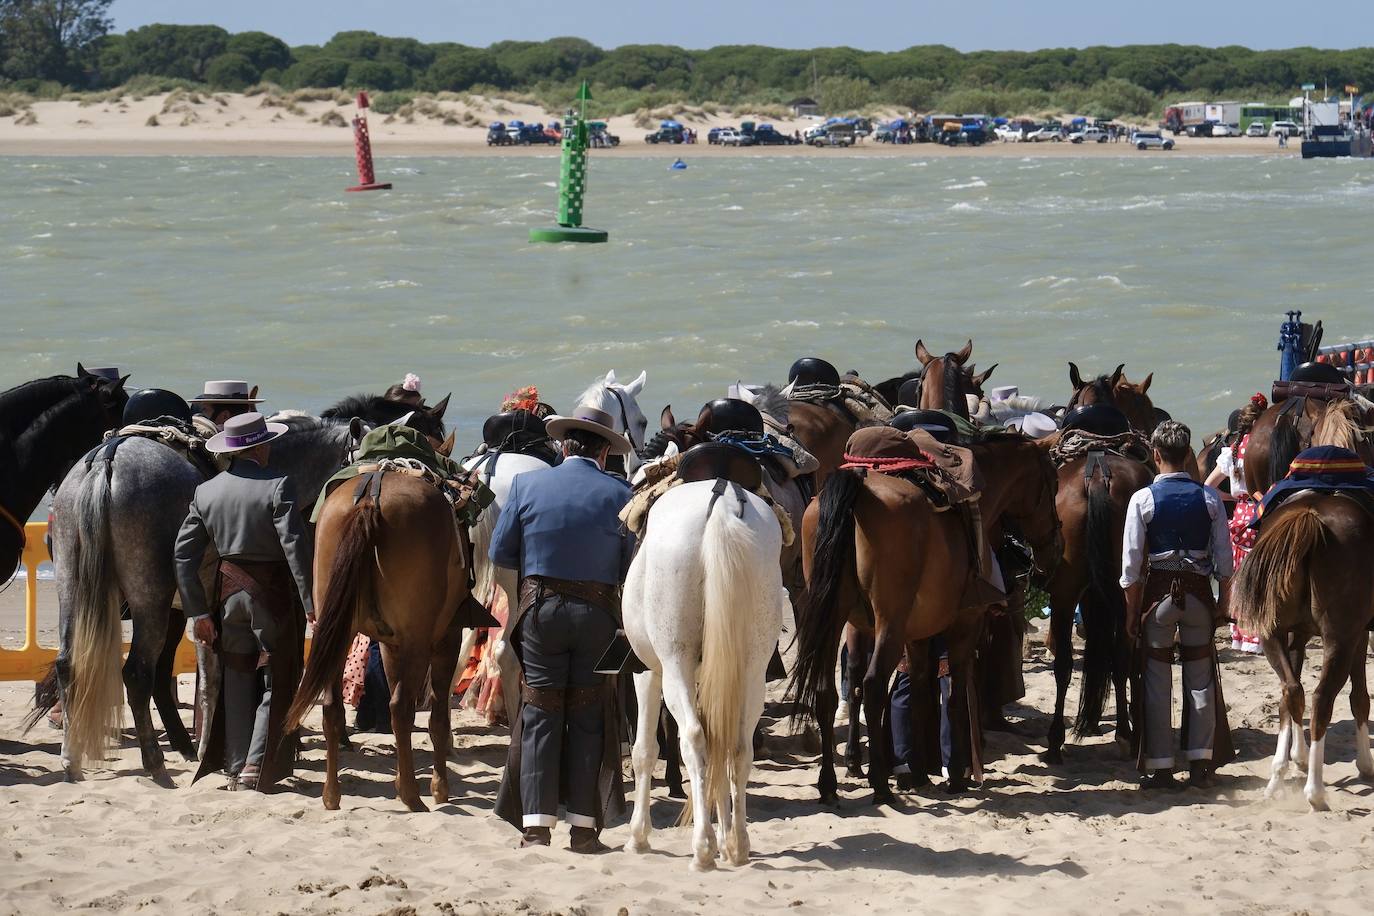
[605,385,641,452]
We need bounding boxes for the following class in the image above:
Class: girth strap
[706,477,748,518]
[1083,448,1112,492]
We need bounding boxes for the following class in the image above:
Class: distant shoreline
[0,91,1299,159]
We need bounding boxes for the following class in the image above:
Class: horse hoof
[402,796,429,813]
[625,837,651,854]
[323,787,341,811]
[668,785,687,800]
[846,764,865,779]
[690,856,717,873]
[1041,748,1064,766]
[1115,737,1133,760]
[943,780,969,796]
[871,790,896,807]
[1306,792,1329,812]
[432,788,449,805]
[818,790,840,807]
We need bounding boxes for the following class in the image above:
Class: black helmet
[697,398,765,436]
[787,357,840,388]
[1059,403,1130,437]
[482,410,548,448]
[1289,361,1348,385]
[889,409,956,443]
[122,388,191,426]
[895,376,923,408]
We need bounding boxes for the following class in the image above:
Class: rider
[1121,420,1235,789]
[491,403,634,854]
[175,412,314,792]
[189,380,264,433]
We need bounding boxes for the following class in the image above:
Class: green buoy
[530,81,608,244]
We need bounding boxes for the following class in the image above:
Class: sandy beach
[0,91,1295,158]
[3,579,1373,915]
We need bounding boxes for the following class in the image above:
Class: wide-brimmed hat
[990,385,1019,402]
[545,404,633,455]
[1009,412,1058,439]
[85,366,123,382]
[206,412,288,454]
[190,380,264,405]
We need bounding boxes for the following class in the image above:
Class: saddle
[675,442,763,491]
[352,459,495,527]
[90,420,224,481]
[1271,380,1351,405]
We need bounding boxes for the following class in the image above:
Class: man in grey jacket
[175,412,314,791]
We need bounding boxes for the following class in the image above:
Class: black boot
[1188,761,1215,788]
[519,826,551,848]
[570,826,610,854]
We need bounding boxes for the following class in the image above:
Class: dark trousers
[518,594,616,828]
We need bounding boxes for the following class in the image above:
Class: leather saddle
[675,442,763,491]
[1059,403,1131,437]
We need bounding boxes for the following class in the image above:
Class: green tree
[226,30,290,73]
[818,74,873,113]
[344,58,411,90]
[282,56,349,88]
[205,51,258,90]
[98,23,228,84]
[423,49,508,91]
[0,0,112,82]
[882,76,942,111]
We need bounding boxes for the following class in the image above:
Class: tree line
[3,2,1372,117]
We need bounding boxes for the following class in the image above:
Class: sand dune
[3,580,1372,914]
[0,90,1292,159]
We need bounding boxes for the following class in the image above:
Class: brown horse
[1233,491,1374,810]
[285,471,471,812]
[913,339,997,420]
[1245,398,1374,496]
[1067,363,1156,433]
[789,434,1061,804]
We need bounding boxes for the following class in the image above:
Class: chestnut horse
[285,471,471,812]
[1244,398,1374,497]
[913,339,997,420]
[1067,363,1156,433]
[789,434,1061,804]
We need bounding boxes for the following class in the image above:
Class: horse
[1244,397,1374,497]
[1233,491,1374,810]
[913,339,997,420]
[789,433,1061,804]
[576,371,649,476]
[1067,363,1157,434]
[0,369,127,579]
[622,479,787,869]
[43,395,447,780]
[286,468,472,812]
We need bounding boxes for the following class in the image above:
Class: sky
[109,0,1357,52]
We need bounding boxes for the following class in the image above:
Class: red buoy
[347,91,392,192]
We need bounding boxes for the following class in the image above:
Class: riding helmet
[787,357,841,388]
[895,376,923,408]
[482,410,547,448]
[1289,361,1349,385]
[1058,403,1130,437]
[122,388,192,426]
[889,409,956,443]
[697,398,765,436]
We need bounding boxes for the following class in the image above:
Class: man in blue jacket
[491,404,634,853]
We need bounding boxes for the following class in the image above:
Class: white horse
[577,370,649,476]
[622,480,787,870]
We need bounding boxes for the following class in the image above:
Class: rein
[605,385,640,453]
[0,501,25,547]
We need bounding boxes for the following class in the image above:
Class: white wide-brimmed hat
[1009,412,1058,440]
[190,380,264,405]
[990,385,1019,402]
[206,412,288,454]
[545,404,633,455]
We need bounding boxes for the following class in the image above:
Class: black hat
[697,398,765,436]
[1059,403,1130,436]
[787,357,841,388]
[123,388,192,427]
[482,410,548,449]
[1289,361,1349,385]
[890,409,956,443]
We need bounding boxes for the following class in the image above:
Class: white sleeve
[1215,447,1233,477]
[1119,489,1152,588]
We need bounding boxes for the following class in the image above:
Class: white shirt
[1214,446,1246,497]
[1119,473,1234,588]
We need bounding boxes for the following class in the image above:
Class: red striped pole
[347,91,392,192]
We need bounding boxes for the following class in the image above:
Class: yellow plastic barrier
[0,521,198,682]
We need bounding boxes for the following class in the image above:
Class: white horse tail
[64,465,126,770]
[696,487,767,815]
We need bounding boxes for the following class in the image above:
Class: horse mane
[0,375,81,440]
[321,393,403,425]
[576,377,609,408]
[751,384,790,425]
[943,354,962,415]
[1313,399,1365,451]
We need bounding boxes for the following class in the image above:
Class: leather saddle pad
[676,442,763,491]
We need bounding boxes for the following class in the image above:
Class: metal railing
[0,522,199,682]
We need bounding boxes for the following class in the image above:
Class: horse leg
[153,604,195,761]
[725,675,764,867]
[1306,635,1358,811]
[428,624,464,805]
[943,617,983,794]
[1111,624,1134,758]
[1288,641,1310,770]
[1350,632,1373,779]
[381,645,429,813]
[124,605,166,774]
[863,624,903,805]
[661,706,686,799]
[844,627,869,778]
[1260,634,1299,798]
[320,680,346,810]
[816,657,841,806]
[1044,596,1077,764]
[627,669,662,854]
[661,661,716,871]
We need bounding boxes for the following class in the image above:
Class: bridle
[605,385,642,452]
[0,501,25,548]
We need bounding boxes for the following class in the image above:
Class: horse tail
[62,466,126,769]
[787,468,864,726]
[1073,467,1123,739]
[23,666,61,733]
[1269,412,1302,490]
[1234,507,1323,639]
[696,487,770,814]
[284,498,379,732]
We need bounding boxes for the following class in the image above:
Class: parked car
[718,128,751,147]
[1207,123,1234,137]
[810,125,855,147]
[707,127,724,145]
[644,127,685,144]
[486,122,512,146]
[1271,120,1300,138]
[994,123,1023,142]
[1069,127,1108,144]
[1026,124,1061,142]
[752,125,798,145]
[1245,121,1268,137]
[512,124,556,145]
[589,122,619,147]
[1132,130,1175,151]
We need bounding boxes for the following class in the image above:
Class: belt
[1143,568,1216,613]
[519,575,620,619]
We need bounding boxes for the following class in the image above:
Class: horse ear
[1109,364,1125,388]
[626,370,646,395]
[915,340,933,366]
[661,405,676,431]
[1138,372,1153,393]
[973,363,998,388]
[248,385,259,401]
[1068,362,1084,390]
[428,393,451,420]
[77,362,90,378]
[605,369,618,385]
[437,429,457,457]
[348,416,367,448]
[954,339,973,364]
[113,374,130,393]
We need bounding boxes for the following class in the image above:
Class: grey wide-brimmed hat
[190,380,264,405]
[84,366,123,382]
[206,412,288,454]
[545,404,633,455]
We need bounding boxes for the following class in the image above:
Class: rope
[0,501,25,547]
[840,452,937,473]
[1050,429,1151,467]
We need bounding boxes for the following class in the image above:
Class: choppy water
[3,153,1373,452]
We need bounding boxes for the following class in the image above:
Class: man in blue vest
[490,403,633,853]
[1121,421,1235,789]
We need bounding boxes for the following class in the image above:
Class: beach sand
[0,91,1295,159]
[2,580,1373,914]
